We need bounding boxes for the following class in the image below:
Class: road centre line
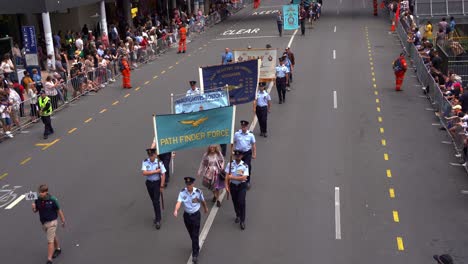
[124,93,130,98]
[333,50,336,60]
[153,75,158,79]
[5,194,25,210]
[380,127,384,134]
[99,109,107,114]
[20,157,31,165]
[333,91,337,109]
[41,139,60,151]
[384,153,389,161]
[68,128,77,134]
[386,169,392,178]
[168,65,174,69]
[393,211,400,222]
[112,100,119,106]
[144,81,150,85]
[214,35,279,41]
[335,187,342,240]
[0,173,8,180]
[334,26,336,32]
[84,118,93,123]
[397,237,405,250]
[161,70,166,74]
[135,87,141,91]
[389,188,395,198]
[381,139,386,146]
[191,30,298,262]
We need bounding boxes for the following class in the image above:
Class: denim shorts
[3,117,11,125]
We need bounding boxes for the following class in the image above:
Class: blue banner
[174,90,229,114]
[283,4,299,30]
[22,26,37,54]
[200,60,259,105]
[154,106,235,154]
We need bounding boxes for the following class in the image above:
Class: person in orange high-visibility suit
[254,0,261,9]
[121,56,132,89]
[393,52,408,91]
[373,0,378,16]
[178,24,187,54]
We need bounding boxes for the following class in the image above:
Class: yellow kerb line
[386,169,392,178]
[68,128,77,134]
[389,188,395,198]
[393,211,400,222]
[397,237,404,251]
[20,157,31,165]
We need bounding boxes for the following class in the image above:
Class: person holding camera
[197,145,225,207]
[44,76,60,110]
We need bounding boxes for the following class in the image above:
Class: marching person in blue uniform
[221,48,233,64]
[186,80,201,96]
[173,177,208,264]
[226,150,249,230]
[233,120,256,188]
[275,57,289,104]
[253,82,271,137]
[141,148,166,230]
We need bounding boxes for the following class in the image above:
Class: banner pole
[170,93,175,179]
[153,114,159,154]
[199,67,204,94]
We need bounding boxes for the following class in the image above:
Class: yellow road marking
[384,153,389,160]
[373,84,377,88]
[176,61,179,64]
[371,67,374,71]
[35,143,48,146]
[161,70,166,74]
[0,173,8,180]
[112,100,119,106]
[374,91,378,95]
[393,211,400,222]
[153,75,158,79]
[389,188,395,198]
[386,169,392,178]
[376,98,380,103]
[68,128,77,134]
[377,107,381,112]
[188,54,192,57]
[42,139,60,150]
[144,81,150,85]
[369,57,373,61]
[198,47,203,50]
[381,139,386,146]
[99,109,107,114]
[135,87,141,91]
[372,72,375,76]
[370,62,373,66]
[203,44,207,47]
[168,65,174,69]
[378,116,383,122]
[84,118,93,123]
[372,78,376,82]
[124,93,130,98]
[380,127,384,134]
[20,157,31,165]
[397,237,404,251]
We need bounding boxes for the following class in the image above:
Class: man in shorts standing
[32,184,66,264]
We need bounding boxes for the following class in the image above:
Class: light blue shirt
[225,160,249,185]
[256,90,271,107]
[141,158,166,182]
[186,87,201,96]
[283,57,291,71]
[177,187,205,213]
[275,65,289,78]
[234,129,256,152]
[222,52,233,64]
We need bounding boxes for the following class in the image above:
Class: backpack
[393,58,402,72]
[118,58,125,72]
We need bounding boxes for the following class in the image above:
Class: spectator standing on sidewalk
[32,69,43,94]
[38,90,54,139]
[393,52,408,91]
[28,84,39,123]
[276,11,283,37]
[44,76,59,110]
[32,184,66,264]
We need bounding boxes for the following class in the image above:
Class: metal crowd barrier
[391,12,467,162]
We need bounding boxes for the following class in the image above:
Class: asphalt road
[1,0,468,263]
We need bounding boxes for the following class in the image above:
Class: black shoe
[52,248,61,259]
[264,133,268,138]
[183,50,186,53]
[212,197,216,203]
[46,260,52,264]
[216,200,221,207]
[155,222,161,230]
[240,222,245,230]
[192,256,198,263]
[235,217,240,223]
[43,135,48,139]
[177,51,181,54]
[164,182,168,188]
[260,132,264,137]
[279,100,282,104]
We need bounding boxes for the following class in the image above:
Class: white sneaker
[100,84,105,88]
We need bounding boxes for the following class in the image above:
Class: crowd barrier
[0,5,246,141]
[391,11,467,162]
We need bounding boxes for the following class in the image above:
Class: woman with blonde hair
[197,145,225,207]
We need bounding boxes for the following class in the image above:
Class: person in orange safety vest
[178,24,187,54]
[393,52,408,91]
[120,55,132,89]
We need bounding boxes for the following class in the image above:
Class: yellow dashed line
[161,70,166,74]
[389,188,395,198]
[376,98,380,103]
[135,87,141,91]
[372,78,376,82]
[0,173,8,180]
[153,75,158,79]
[112,100,119,106]
[393,211,400,222]
[381,139,386,146]
[378,116,383,123]
[374,91,378,95]
[124,93,130,98]
[384,153,389,160]
[42,139,60,150]
[84,118,93,123]
[168,65,174,69]
[386,169,392,178]
[369,57,373,61]
[144,81,150,85]
[373,84,377,88]
[380,127,384,134]
[99,109,107,114]
[371,67,374,71]
[377,107,381,112]
[68,128,77,134]
[20,157,31,165]
[370,62,373,66]
[372,72,375,76]
[397,237,405,251]
[175,61,179,65]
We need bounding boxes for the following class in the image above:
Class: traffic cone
[390,20,396,32]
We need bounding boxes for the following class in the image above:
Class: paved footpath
[1,0,468,263]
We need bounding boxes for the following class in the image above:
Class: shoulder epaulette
[143,158,149,162]
[196,189,201,193]
[181,188,186,192]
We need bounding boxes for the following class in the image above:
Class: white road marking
[441,141,452,144]
[214,35,278,41]
[5,194,25,210]
[334,26,337,32]
[449,162,465,167]
[333,50,336,60]
[333,91,337,109]
[335,187,341,240]
[461,190,468,194]
[188,29,299,261]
